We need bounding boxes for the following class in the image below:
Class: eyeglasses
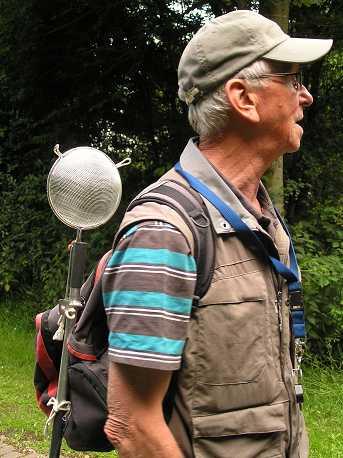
[254,72,303,91]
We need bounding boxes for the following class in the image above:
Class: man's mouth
[296,118,303,126]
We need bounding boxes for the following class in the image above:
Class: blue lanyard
[175,161,305,338]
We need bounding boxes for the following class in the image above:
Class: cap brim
[264,37,333,64]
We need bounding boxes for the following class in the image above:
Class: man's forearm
[105,363,182,457]
[105,414,184,458]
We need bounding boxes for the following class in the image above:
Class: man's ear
[224,79,260,123]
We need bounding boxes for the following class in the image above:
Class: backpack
[34,179,215,452]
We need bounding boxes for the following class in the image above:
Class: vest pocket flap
[193,403,287,438]
[199,270,267,306]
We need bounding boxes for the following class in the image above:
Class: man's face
[256,65,313,155]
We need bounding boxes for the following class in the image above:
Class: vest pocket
[195,270,267,386]
[192,403,287,458]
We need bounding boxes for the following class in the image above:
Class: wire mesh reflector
[47,147,122,230]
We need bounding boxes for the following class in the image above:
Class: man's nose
[300,85,313,108]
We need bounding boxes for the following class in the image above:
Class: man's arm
[103,221,196,457]
[105,361,183,458]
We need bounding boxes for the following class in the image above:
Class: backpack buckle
[58,298,70,315]
[295,384,304,404]
[189,209,210,228]
[58,297,82,320]
[287,289,303,307]
[292,367,303,379]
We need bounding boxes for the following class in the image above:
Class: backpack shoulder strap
[69,250,112,357]
[126,179,215,300]
[95,250,112,284]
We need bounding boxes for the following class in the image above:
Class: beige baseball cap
[178,10,333,105]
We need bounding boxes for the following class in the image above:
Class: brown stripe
[118,222,192,255]
[107,314,188,341]
[103,269,196,298]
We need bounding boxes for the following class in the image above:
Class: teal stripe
[104,290,192,315]
[107,248,196,272]
[109,332,184,356]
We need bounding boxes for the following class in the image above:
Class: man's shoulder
[115,174,198,254]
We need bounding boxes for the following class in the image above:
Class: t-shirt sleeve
[102,221,197,370]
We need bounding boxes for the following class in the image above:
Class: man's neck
[199,134,275,213]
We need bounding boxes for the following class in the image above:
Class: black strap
[127,180,215,300]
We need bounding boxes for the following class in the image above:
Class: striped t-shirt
[103,221,197,370]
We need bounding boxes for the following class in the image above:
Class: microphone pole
[49,231,87,458]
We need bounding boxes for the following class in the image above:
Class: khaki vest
[117,171,308,458]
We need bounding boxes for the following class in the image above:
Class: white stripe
[106,264,196,276]
[137,226,180,235]
[107,306,189,319]
[107,310,189,322]
[111,347,181,360]
[105,264,196,278]
[150,222,174,228]
[109,351,181,364]
[104,267,196,281]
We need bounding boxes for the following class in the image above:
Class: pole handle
[69,241,87,288]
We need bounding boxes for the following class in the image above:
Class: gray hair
[187,59,293,141]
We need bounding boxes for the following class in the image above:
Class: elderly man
[103,10,332,458]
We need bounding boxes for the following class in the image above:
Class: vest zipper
[275,278,293,457]
[262,225,295,455]
[276,290,283,332]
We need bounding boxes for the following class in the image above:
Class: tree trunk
[260,1,290,32]
[259,0,290,214]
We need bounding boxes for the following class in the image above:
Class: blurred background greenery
[0,0,342,365]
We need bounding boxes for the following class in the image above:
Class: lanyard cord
[175,161,305,338]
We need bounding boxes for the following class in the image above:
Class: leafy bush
[1,169,342,363]
[291,200,343,362]
[0,171,130,308]
[0,172,70,304]
[300,255,343,362]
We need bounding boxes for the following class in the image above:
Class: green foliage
[0,0,342,365]
[0,171,71,304]
[303,363,343,457]
[1,306,342,457]
[300,255,343,360]
[291,200,343,362]
[282,22,343,363]
[0,167,131,308]
[292,0,326,7]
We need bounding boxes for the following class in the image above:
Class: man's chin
[286,129,303,154]
[285,144,301,154]
[285,138,302,154]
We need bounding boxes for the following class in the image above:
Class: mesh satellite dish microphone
[47,144,129,230]
[46,144,130,458]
